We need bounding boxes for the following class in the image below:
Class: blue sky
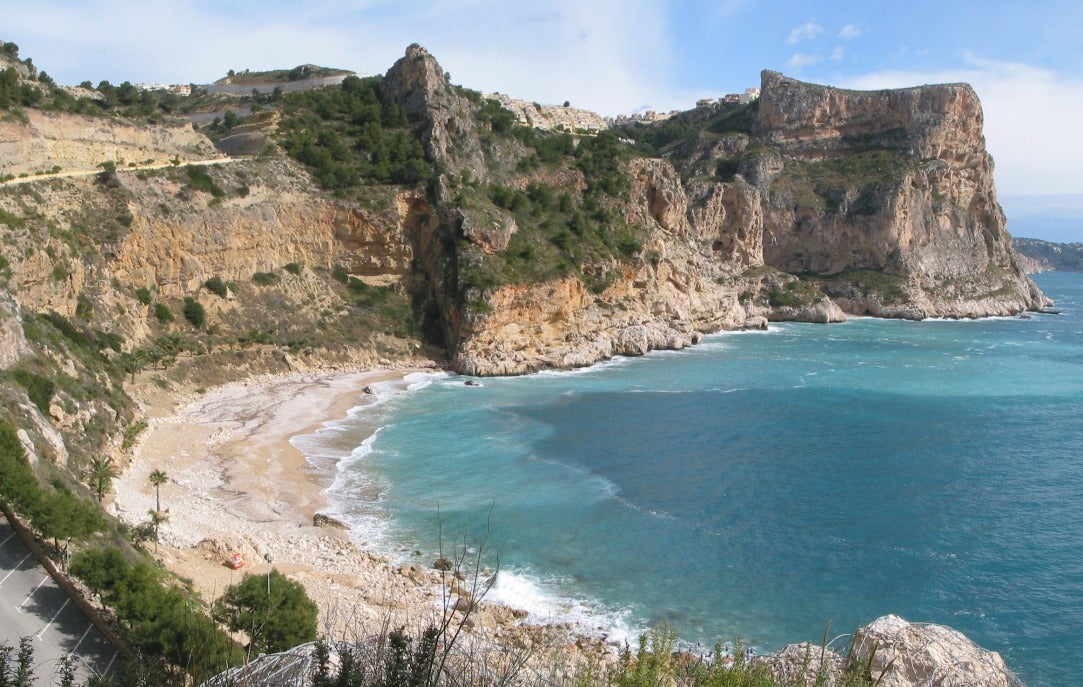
[3,0,1082,241]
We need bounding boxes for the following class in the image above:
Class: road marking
[102,651,118,676]
[69,624,93,655]
[18,574,49,610]
[36,597,70,640]
[0,553,33,585]
[1,531,15,546]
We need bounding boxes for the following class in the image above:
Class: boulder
[850,615,1019,687]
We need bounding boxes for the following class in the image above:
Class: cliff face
[422,60,1044,373]
[0,46,1047,391]
[742,71,1044,317]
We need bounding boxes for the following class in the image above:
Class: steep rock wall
[742,71,1045,316]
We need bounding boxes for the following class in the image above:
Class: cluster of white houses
[134,83,193,96]
[608,87,760,127]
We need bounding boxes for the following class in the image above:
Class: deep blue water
[297,271,1083,687]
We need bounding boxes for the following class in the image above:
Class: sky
[3,0,1082,242]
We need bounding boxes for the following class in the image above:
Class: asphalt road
[0,519,118,686]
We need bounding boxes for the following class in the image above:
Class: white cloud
[787,53,824,69]
[830,46,845,62]
[786,22,824,45]
[836,55,1083,198]
[838,24,862,40]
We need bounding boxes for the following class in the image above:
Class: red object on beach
[230,552,244,569]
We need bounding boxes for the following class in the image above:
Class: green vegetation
[71,547,241,682]
[821,269,908,301]
[252,271,279,286]
[213,569,318,655]
[277,75,432,193]
[153,302,174,323]
[182,297,206,328]
[0,420,106,550]
[0,207,26,228]
[219,65,351,85]
[767,280,825,308]
[770,150,917,215]
[135,286,153,305]
[204,275,229,298]
[185,165,226,199]
[454,179,646,298]
[1014,237,1083,272]
[10,368,54,413]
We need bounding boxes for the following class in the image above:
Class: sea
[292,271,1083,687]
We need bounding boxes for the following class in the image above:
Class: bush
[153,302,174,323]
[182,297,205,328]
[11,368,55,414]
[185,165,226,198]
[283,262,302,275]
[204,276,228,298]
[72,547,241,681]
[252,271,278,286]
[135,287,153,305]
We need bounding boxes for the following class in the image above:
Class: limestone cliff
[400,54,1044,374]
[0,45,1048,407]
[745,71,1045,318]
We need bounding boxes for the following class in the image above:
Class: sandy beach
[113,367,556,648]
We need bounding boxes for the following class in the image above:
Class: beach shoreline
[113,365,582,651]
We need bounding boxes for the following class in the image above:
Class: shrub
[283,262,302,275]
[185,165,226,198]
[203,276,228,298]
[135,287,153,305]
[252,271,278,286]
[153,302,174,323]
[11,368,55,414]
[182,297,205,328]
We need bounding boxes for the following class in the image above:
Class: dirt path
[0,156,242,187]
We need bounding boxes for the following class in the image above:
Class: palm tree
[148,468,168,512]
[147,509,168,552]
[84,455,119,502]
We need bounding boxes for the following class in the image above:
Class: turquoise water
[297,272,1083,687]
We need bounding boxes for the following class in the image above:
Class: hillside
[0,40,1040,684]
[1013,237,1083,272]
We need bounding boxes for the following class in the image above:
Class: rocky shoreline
[112,365,1024,686]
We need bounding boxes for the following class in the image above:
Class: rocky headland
[0,41,1039,685]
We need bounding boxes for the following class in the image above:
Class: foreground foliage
[70,547,241,683]
[214,569,319,656]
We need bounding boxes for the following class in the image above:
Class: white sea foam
[486,568,639,645]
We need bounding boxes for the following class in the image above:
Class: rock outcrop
[435,66,1044,373]
[851,615,1019,687]
[748,71,1044,317]
[759,615,1022,687]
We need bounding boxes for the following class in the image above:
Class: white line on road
[18,574,49,610]
[36,597,70,640]
[69,623,94,655]
[102,651,118,676]
[1,531,15,546]
[0,552,33,585]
